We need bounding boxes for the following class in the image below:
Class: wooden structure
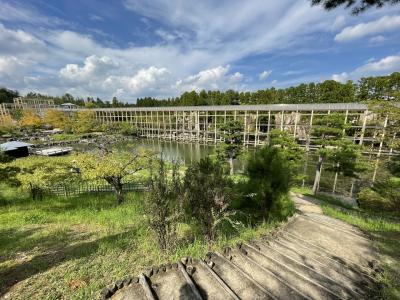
[89,103,392,155]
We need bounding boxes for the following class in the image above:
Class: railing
[51,182,148,196]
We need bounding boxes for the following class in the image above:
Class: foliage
[72,110,98,134]
[146,159,182,250]
[0,87,19,103]
[183,157,237,241]
[10,156,74,200]
[74,149,153,204]
[43,109,70,130]
[245,146,291,218]
[358,188,392,211]
[369,100,400,152]
[217,120,243,175]
[19,109,42,129]
[0,115,17,134]
[311,0,400,14]
[269,129,304,180]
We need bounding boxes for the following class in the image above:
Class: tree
[146,159,182,250]
[72,110,98,134]
[268,129,304,181]
[0,88,19,103]
[311,113,350,194]
[245,146,291,218]
[311,0,400,14]
[74,149,152,204]
[183,157,235,241]
[11,157,73,200]
[19,109,42,129]
[43,109,68,129]
[217,120,243,175]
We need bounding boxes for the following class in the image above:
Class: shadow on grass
[0,229,140,296]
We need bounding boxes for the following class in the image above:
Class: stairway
[102,195,380,300]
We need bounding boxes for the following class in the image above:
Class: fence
[51,182,148,197]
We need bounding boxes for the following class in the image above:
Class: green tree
[217,120,243,175]
[11,157,73,200]
[311,0,400,14]
[72,110,98,133]
[146,159,182,250]
[183,157,235,241]
[245,146,291,218]
[74,149,152,204]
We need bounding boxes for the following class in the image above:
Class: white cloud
[59,55,118,82]
[335,15,400,42]
[332,72,349,82]
[331,15,346,31]
[332,55,400,81]
[369,35,386,44]
[259,70,272,80]
[0,23,44,55]
[175,65,244,92]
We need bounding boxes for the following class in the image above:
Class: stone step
[148,266,200,300]
[259,237,375,293]
[283,218,375,268]
[299,214,370,241]
[240,243,344,300]
[251,239,365,298]
[279,231,375,277]
[224,247,310,300]
[108,280,148,300]
[187,259,240,300]
[206,252,275,299]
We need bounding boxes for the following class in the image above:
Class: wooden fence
[51,182,148,196]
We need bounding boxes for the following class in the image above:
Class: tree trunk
[312,155,324,195]
[229,157,234,175]
[107,177,124,204]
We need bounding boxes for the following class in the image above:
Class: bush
[183,157,236,242]
[357,188,391,211]
[244,146,291,219]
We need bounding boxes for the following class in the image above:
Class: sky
[0,0,400,103]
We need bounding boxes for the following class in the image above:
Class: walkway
[102,193,379,300]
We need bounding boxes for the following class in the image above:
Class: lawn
[0,188,279,300]
[321,204,400,299]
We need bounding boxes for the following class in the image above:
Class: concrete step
[304,213,366,234]
[240,243,344,300]
[279,231,375,278]
[206,252,274,299]
[259,237,375,293]
[299,214,371,241]
[148,265,200,300]
[108,280,148,300]
[186,259,240,300]
[283,217,376,268]
[252,239,365,298]
[224,247,310,300]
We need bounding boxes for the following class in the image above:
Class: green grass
[0,188,283,300]
[321,205,400,299]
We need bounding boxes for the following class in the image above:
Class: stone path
[102,193,380,300]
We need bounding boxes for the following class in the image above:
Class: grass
[320,204,400,299]
[0,187,284,300]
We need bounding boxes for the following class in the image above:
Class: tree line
[1,72,399,108]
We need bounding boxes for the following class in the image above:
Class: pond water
[70,137,388,197]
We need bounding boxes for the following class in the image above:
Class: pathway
[102,193,380,300]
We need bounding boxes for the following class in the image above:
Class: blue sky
[0,0,399,102]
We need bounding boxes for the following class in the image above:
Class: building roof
[0,141,33,152]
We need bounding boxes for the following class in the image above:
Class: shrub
[357,188,391,211]
[183,157,237,242]
[244,146,291,219]
[146,159,182,251]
